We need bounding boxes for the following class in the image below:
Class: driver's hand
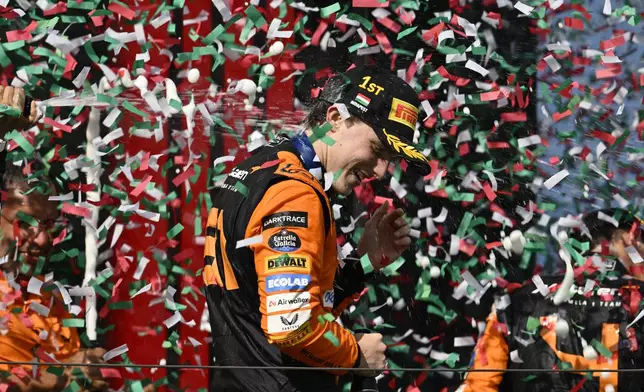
[0,85,40,134]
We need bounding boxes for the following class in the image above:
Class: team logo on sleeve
[262,211,308,230]
[388,98,419,130]
[268,230,301,252]
[266,254,309,272]
[266,274,310,293]
[267,309,311,334]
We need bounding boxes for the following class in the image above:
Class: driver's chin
[331,180,353,196]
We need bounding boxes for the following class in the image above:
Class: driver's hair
[303,75,363,130]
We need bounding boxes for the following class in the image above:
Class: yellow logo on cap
[388,98,419,131]
[383,129,428,163]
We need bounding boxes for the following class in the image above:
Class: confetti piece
[236,235,263,249]
[360,253,374,275]
[543,169,569,190]
[103,344,129,361]
[323,331,340,346]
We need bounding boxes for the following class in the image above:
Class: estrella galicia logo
[266,274,310,293]
[262,211,308,231]
[269,230,301,252]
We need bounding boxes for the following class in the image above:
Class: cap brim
[375,127,430,175]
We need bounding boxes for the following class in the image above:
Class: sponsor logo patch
[228,167,249,181]
[388,97,419,130]
[349,99,369,113]
[265,274,310,293]
[266,254,308,272]
[267,309,311,334]
[267,292,311,313]
[262,211,308,231]
[273,322,313,347]
[268,230,301,252]
[322,289,334,308]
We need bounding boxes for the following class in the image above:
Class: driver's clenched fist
[0,85,40,134]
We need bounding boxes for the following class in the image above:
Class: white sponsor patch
[267,309,311,334]
[267,292,311,313]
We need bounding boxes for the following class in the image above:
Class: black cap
[320,66,430,174]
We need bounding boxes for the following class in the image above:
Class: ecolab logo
[265,274,310,293]
[267,292,311,313]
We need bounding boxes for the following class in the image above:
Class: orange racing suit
[203,134,369,392]
[462,271,644,392]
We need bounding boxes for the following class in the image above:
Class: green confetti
[108,301,133,310]
[590,339,613,360]
[167,223,184,239]
[359,253,374,274]
[47,366,65,376]
[16,211,39,227]
[308,122,335,145]
[320,3,341,18]
[0,105,22,118]
[245,5,267,28]
[62,319,86,328]
[323,331,340,346]
[526,316,540,333]
[381,257,405,277]
[397,26,418,40]
[234,181,249,197]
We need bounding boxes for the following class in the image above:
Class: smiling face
[0,187,60,279]
[319,107,396,195]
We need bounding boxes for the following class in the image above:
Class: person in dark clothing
[462,209,644,392]
[202,66,431,391]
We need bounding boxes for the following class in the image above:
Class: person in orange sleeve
[459,209,644,392]
[202,66,431,392]
[0,102,108,391]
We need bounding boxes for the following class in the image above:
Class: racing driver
[460,209,644,392]
[202,66,431,391]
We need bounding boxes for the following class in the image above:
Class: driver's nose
[373,159,390,180]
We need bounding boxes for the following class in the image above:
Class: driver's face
[0,188,61,279]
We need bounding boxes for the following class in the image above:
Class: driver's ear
[325,105,343,132]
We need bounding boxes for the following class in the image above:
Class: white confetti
[532,275,550,297]
[603,0,612,15]
[454,336,476,347]
[543,55,561,72]
[27,277,43,295]
[130,283,152,299]
[29,302,50,317]
[627,246,643,264]
[420,100,434,120]
[236,235,263,249]
[212,0,232,21]
[163,311,182,329]
[465,60,489,77]
[513,1,534,15]
[103,344,129,361]
[188,336,202,347]
[543,169,569,190]
[517,135,541,149]
[54,282,73,305]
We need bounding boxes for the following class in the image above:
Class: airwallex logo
[267,292,311,313]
